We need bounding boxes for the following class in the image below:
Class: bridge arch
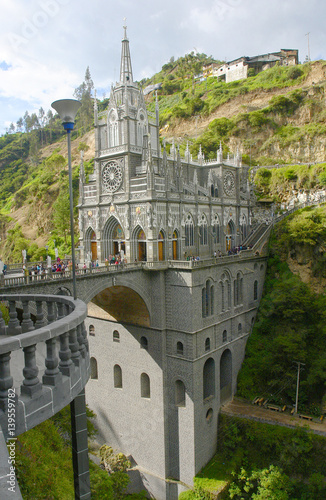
[82,274,152,328]
[220,349,232,404]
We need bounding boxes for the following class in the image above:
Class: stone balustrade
[0,294,90,499]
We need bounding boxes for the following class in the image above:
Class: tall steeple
[120,23,133,84]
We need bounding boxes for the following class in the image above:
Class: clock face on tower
[102,161,123,193]
[223,171,235,196]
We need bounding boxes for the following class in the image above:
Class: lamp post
[52,99,90,500]
[51,99,81,300]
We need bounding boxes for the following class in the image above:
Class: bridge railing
[0,294,90,498]
[1,252,265,289]
[0,294,89,437]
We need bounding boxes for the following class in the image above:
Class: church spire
[120,23,133,84]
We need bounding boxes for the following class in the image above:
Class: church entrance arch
[226,220,235,252]
[172,230,179,260]
[134,227,147,262]
[91,232,97,261]
[112,223,125,256]
[158,230,165,261]
[102,217,125,260]
[85,227,97,262]
[220,349,232,404]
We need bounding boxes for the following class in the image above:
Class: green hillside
[2,56,326,500]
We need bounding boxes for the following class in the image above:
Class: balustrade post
[81,322,89,354]
[21,300,35,333]
[7,300,22,336]
[0,307,7,335]
[57,301,65,320]
[34,300,45,329]
[0,352,13,411]
[59,332,73,376]
[77,324,86,358]
[43,338,62,386]
[69,327,81,366]
[21,344,42,396]
[46,301,56,324]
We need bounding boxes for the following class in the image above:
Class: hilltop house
[203,49,298,83]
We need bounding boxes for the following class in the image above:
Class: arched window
[89,325,95,337]
[210,285,214,316]
[223,330,227,343]
[238,323,242,334]
[90,357,98,379]
[212,215,220,244]
[113,330,120,342]
[203,358,215,400]
[141,373,150,398]
[185,215,194,247]
[114,364,122,388]
[202,280,214,318]
[234,272,243,306]
[175,380,186,407]
[254,280,258,300]
[140,336,148,349]
[210,185,219,198]
[199,214,208,246]
[205,338,210,352]
[177,341,184,356]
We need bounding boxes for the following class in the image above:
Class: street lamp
[51,99,81,300]
[51,98,90,500]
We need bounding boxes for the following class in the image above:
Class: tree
[8,123,15,134]
[99,445,131,499]
[16,117,24,133]
[38,107,45,146]
[52,189,71,245]
[73,66,94,135]
[228,466,291,500]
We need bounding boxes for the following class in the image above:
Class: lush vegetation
[14,404,146,499]
[237,206,326,412]
[254,162,326,201]
[180,416,326,500]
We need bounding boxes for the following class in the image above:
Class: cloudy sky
[0,0,325,134]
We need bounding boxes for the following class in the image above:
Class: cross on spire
[120,22,133,84]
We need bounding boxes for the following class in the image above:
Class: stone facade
[78,26,251,267]
[77,27,267,499]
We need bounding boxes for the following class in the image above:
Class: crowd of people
[105,253,127,267]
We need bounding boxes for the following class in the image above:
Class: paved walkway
[220,399,326,436]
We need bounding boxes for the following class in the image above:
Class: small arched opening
[203,357,215,400]
[90,357,98,379]
[141,373,150,398]
[175,380,186,407]
[114,364,122,388]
